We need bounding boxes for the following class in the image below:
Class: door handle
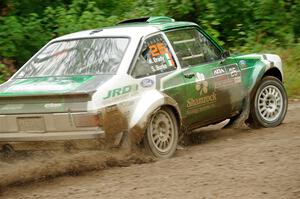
[183,72,195,79]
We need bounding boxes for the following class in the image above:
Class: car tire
[144,107,178,158]
[249,76,288,128]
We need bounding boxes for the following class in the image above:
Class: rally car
[0,16,287,158]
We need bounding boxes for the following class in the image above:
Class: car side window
[166,28,221,68]
[131,34,177,78]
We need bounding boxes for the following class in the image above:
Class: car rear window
[15,37,129,78]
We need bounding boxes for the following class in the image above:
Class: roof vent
[117,16,175,25]
[146,16,175,23]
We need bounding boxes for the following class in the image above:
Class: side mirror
[222,50,230,58]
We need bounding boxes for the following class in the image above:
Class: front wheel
[249,76,288,128]
[144,108,178,159]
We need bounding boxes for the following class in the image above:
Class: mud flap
[224,95,251,129]
[103,106,128,148]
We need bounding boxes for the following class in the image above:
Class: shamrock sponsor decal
[195,72,208,96]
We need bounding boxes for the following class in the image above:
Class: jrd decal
[103,84,138,100]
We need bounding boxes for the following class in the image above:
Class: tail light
[72,113,102,127]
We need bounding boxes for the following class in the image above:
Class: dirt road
[1,102,300,199]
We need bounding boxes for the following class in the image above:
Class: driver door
[165,28,243,127]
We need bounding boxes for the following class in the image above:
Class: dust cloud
[0,149,154,191]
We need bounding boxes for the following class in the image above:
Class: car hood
[0,75,113,97]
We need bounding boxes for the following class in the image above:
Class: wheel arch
[250,66,284,98]
[128,91,182,143]
[262,67,283,82]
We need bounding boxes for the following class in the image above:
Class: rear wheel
[249,76,287,128]
[144,108,178,158]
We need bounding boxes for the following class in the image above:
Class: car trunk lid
[0,75,113,114]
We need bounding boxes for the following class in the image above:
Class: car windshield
[15,37,129,78]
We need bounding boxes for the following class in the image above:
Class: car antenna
[90,29,103,35]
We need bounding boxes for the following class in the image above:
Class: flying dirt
[0,101,299,199]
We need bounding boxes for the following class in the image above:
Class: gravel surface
[0,102,299,199]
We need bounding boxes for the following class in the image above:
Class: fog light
[73,113,102,127]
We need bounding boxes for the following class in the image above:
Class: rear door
[165,28,243,127]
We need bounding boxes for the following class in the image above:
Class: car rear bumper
[0,130,105,142]
[0,108,129,151]
[0,112,105,141]
[0,130,106,152]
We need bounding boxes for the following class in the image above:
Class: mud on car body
[0,16,287,158]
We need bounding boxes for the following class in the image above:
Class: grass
[276,46,300,99]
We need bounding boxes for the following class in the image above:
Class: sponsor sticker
[239,60,247,68]
[186,73,217,110]
[151,63,168,72]
[140,78,154,88]
[149,42,167,57]
[1,104,23,110]
[146,38,175,67]
[226,65,239,78]
[213,64,241,88]
[103,84,138,100]
[212,67,226,76]
[195,73,208,96]
[163,52,175,67]
[195,72,205,81]
[44,103,63,109]
[226,64,241,83]
[187,92,217,108]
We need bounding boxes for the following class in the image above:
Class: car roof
[53,16,198,41]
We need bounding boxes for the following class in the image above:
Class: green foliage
[43,1,117,35]
[292,3,300,41]
[0,0,300,97]
[0,14,51,64]
[277,45,300,97]
[0,63,11,84]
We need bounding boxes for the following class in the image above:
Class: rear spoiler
[0,92,92,103]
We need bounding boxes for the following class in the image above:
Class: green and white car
[0,16,288,158]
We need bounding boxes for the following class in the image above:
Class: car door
[165,28,243,127]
